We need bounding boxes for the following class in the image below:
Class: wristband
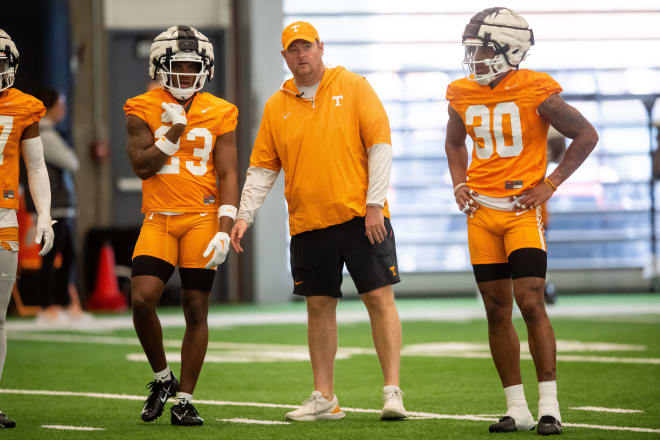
[544,177,558,192]
[218,204,238,220]
[453,182,468,195]
[154,136,179,156]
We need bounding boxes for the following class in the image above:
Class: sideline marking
[571,406,644,414]
[42,424,104,431]
[2,389,658,434]
[217,418,290,425]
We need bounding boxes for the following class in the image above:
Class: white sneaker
[285,391,345,421]
[381,385,407,420]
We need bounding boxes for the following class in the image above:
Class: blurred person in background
[0,29,55,428]
[541,127,567,305]
[652,122,660,179]
[124,25,238,426]
[445,8,598,435]
[26,87,87,325]
[231,21,406,422]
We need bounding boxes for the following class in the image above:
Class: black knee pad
[179,268,216,292]
[473,263,511,283]
[508,248,547,279]
[132,255,175,284]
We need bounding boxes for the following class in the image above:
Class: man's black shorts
[289,216,401,298]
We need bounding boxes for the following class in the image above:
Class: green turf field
[2,295,659,439]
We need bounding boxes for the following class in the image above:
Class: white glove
[203,232,230,269]
[35,216,55,256]
[160,102,187,125]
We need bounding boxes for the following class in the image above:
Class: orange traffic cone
[86,242,127,311]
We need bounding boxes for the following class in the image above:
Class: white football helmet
[149,25,214,100]
[0,29,19,92]
[462,7,534,85]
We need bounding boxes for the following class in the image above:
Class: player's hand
[160,102,187,126]
[35,216,55,256]
[365,205,386,245]
[455,185,479,217]
[203,232,230,269]
[230,219,248,253]
[511,182,554,212]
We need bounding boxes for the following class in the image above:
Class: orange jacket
[124,88,237,213]
[446,69,562,197]
[0,88,46,210]
[250,66,391,236]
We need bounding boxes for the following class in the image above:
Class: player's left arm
[20,122,55,255]
[515,94,599,210]
[214,130,239,233]
[202,130,239,269]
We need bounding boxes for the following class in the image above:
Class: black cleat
[537,415,562,435]
[171,400,204,426]
[0,412,15,428]
[489,416,535,433]
[140,372,179,422]
[489,416,518,433]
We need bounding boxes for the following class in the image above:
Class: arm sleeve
[358,77,391,149]
[366,143,392,207]
[21,136,51,220]
[40,127,79,172]
[236,166,280,226]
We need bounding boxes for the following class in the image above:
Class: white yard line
[2,388,658,434]
[41,424,104,431]
[571,406,644,414]
[217,418,290,425]
[9,333,659,365]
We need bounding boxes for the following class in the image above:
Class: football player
[445,8,598,435]
[124,25,238,426]
[0,29,55,428]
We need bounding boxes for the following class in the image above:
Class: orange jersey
[250,66,391,236]
[124,88,238,213]
[0,88,46,209]
[446,69,562,197]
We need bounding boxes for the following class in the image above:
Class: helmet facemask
[0,29,19,93]
[0,54,16,92]
[461,7,534,86]
[157,51,208,100]
[462,39,511,86]
[149,25,215,100]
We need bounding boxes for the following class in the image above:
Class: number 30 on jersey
[465,102,523,159]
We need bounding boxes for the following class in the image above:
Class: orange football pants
[467,205,546,265]
[132,212,218,269]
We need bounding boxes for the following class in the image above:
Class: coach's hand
[160,102,187,127]
[230,219,248,253]
[203,232,230,268]
[365,205,386,245]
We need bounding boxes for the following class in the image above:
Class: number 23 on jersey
[465,102,523,160]
[154,126,213,176]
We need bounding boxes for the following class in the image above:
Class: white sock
[176,392,192,404]
[504,384,528,409]
[538,380,561,422]
[153,366,171,382]
[383,385,401,393]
